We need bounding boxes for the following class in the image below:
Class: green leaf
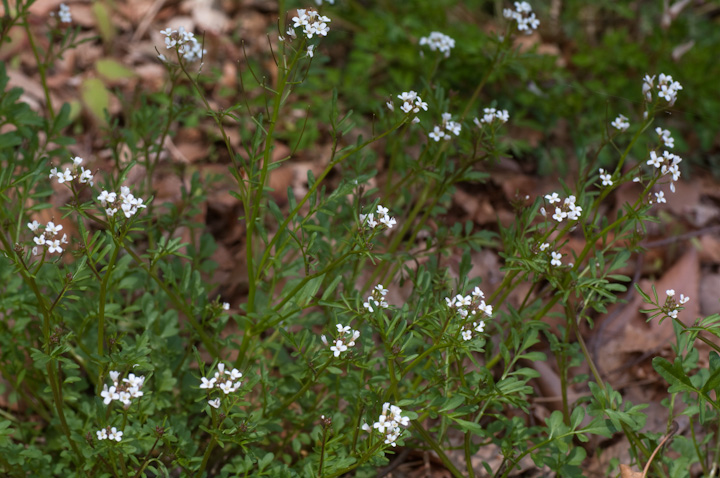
[80,78,110,126]
[449,417,484,435]
[439,394,465,413]
[570,406,585,429]
[701,365,720,394]
[92,2,116,43]
[652,357,697,394]
[96,58,136,82]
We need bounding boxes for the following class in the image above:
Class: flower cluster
[445,287,492,341]
[542,193,583,222]
[290,9,331,39]
[503,2,540,34]
[100,371,145,407]
[361,402,410,447]
[655,127,674,148]
[663,289,689,319]
[419,31,456,58]
[362,284,390,312]
[200,362,242,408]
[97,186,147,219]
[28,220,68,255]
[598,168,613,187]
[160,26,206,62]
[360,205,397,230]
[321,324,360,357]
[429,112,462,142]
[57,3,72,23]
[642,74,682,106]
[611,114,630,131]
[50,156,94,188]
[389,91,428,118]
[96,426,123,442]
[646,150,682,192]
[474,107,509,127]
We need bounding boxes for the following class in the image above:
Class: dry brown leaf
[619,464,643,478]
[699,234,720,264]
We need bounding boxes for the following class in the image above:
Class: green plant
[0,1,716,477]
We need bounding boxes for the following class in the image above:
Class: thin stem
[23,19,55,121]
[98,240,120,357]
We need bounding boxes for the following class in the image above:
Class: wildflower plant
[0,1,718,477]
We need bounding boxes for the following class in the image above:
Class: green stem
[411,421,464,477]
[98,240,120,357]
[196,437,217,478]
[23,19,55,121]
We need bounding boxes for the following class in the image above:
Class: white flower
[27,220,40,232]
[642,74,655,101]
[362,297,377,312]
[656,127,674,148]
[101,385,119,405]
[504,2,540,34]
[222,302,230,310]
[398,91,418,102]
[429,126,445,142]
[366,402,410,447]
[599,168,613,187]
[462,330,473,341]
[375,284,388,296]
[477,301,493,317]
[545,192,560,204]
[96,428,108,440]
[79,167,94,186]
[611,114,630,131]
[45,222,62,236]
[386,101,394,111]
[58,3,72,23]
[219,381,234,394]
[33,234,46,246]
[666,289,675,297]
[679,294,689,304]
[471,287,485,299]
[657,73,682,106]
[108,427,123,442]
[654,191,666,204]
[379,215,396,228]
[456,294,472,307]
[307,45,314,58]
[445,120,461,136]
[539,242,550,251]
[97,190,117,207]
[208,398,221,409]
[330,339,348,357]
[552,207,567,222]
[419,31,456,58]
[474,321,485,333]
[57,168,74,183]
[567,203,582,221]
[550,251,562,267]
[47,240,62,254]
[647,151,662,169]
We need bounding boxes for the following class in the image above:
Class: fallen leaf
[619,464,643,478]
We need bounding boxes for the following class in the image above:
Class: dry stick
[642,421,679,478]
[131,0,167,43]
